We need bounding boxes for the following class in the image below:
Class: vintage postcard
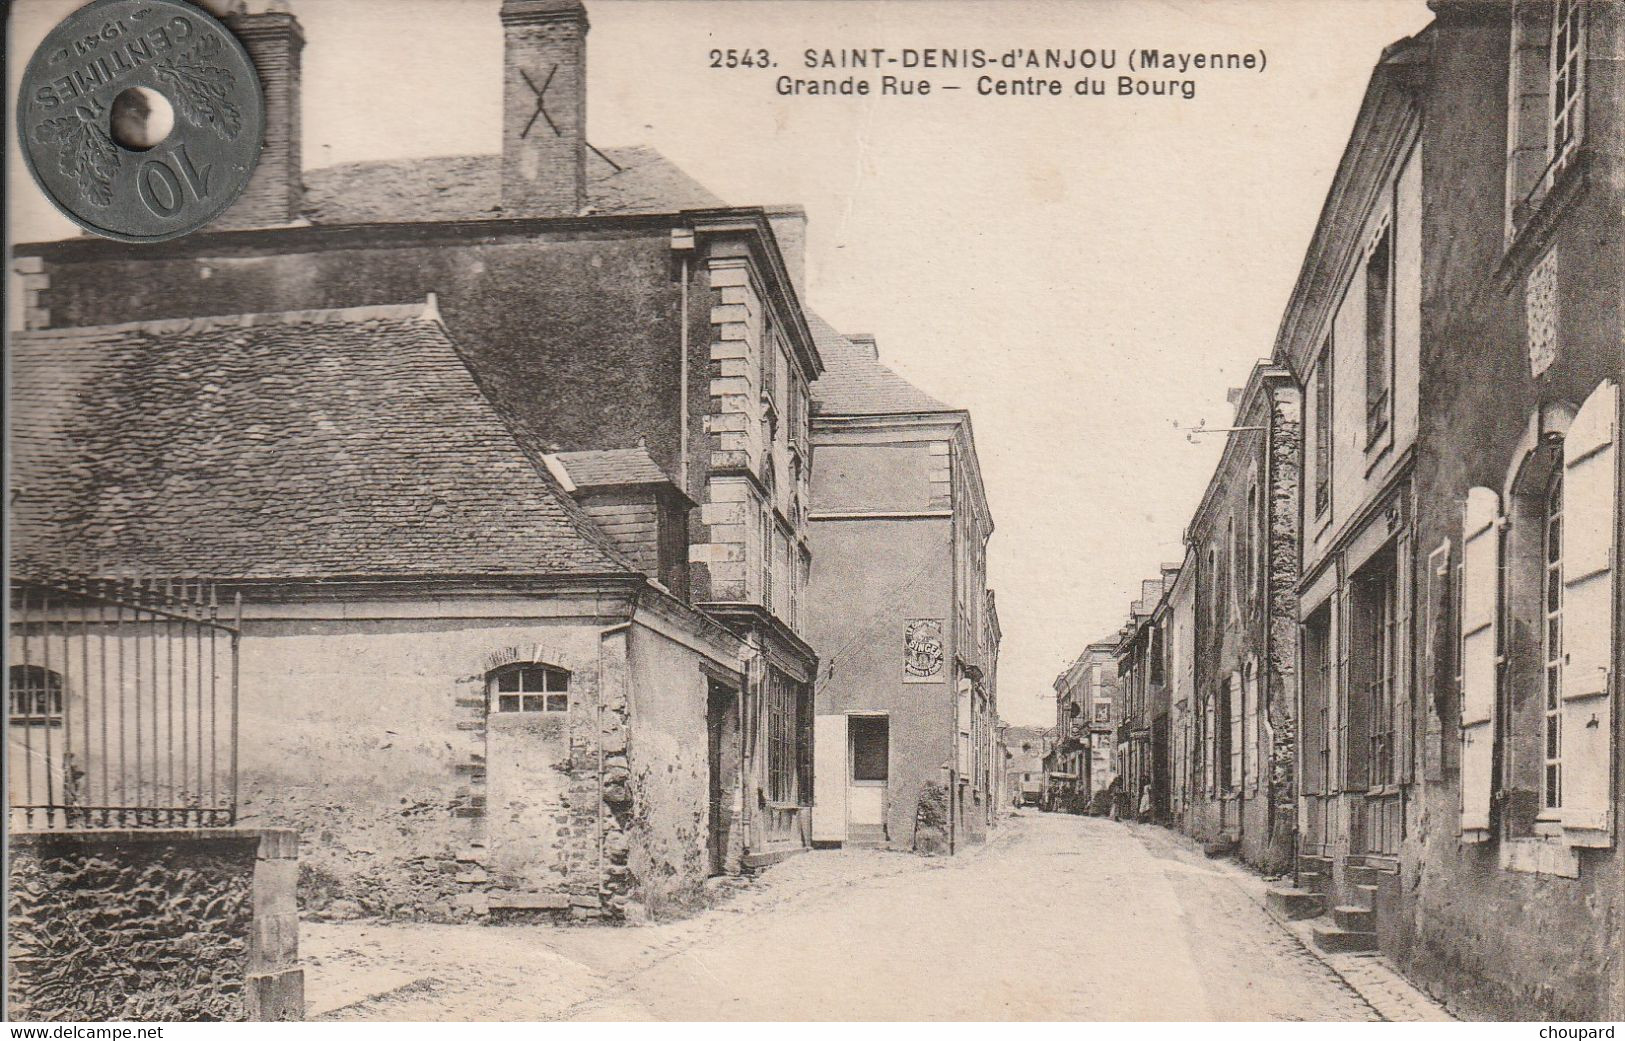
[5,0,1622,1026]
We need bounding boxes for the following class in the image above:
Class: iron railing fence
[8,576,240,831]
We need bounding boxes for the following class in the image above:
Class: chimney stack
[500,0,589,217]
[217,2,304,228]
[765,206,808,301]
[846,334,878,360]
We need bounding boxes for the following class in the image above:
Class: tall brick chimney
[217,1,304,228]
[500,0,589,217]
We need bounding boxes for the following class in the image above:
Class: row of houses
[8,0,999,931]
[1054,0,1622,1021]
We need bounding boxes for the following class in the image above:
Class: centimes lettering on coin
[17,0,264,242]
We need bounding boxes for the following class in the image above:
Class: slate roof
[806,311,956,417]
[301,145,725,224]
[551,447,672,490]
[9,301,637,581]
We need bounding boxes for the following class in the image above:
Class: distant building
[804,320,998,851]
[1053,640,1119,809]
[1002,727,1049,809]
[1115,569,1177,822]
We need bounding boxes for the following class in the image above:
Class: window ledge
[1498,146,1593,289]
[1498,836,1580,879]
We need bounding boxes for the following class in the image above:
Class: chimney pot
[501,0,589,218]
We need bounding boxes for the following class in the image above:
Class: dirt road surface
[304,812,1447,1021]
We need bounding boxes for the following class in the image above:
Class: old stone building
[1260,20,1427,959]
[1180,363,1301,872]
[804,319,999,851]
[1257,0,1622,1018]
[9,301,749,922]
[1399,0,1623,1019]
[11,0,829,916]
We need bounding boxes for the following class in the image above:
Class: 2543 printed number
[709,48,774,69]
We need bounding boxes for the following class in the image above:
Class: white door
[812,714,847,843]
[847,715,890,837]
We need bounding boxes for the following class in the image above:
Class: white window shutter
[1560,379,1618,847]
[1459,486,1500,843]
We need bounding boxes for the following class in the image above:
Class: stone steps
[847,824,886,848]
[1265,885,1325,920]
[1312,922,1379,953]
[1333,904,1376,931]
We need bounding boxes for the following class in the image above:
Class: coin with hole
[17,0,265,243]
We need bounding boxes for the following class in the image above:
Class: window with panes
[9,665,64,724]
[1216,677,1235,791]
[1302,607,1333,795]
[766,669,797,802]
[1551,0,1587,164]
[489,663,569,714]
[1349,549,1399,788]
[1543,468,1564,810]
[1365,222,1394,449]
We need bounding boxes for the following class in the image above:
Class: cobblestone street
[304,813,1449,1021]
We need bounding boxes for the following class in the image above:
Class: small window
[1365,223,1394,449]
[489,664,569,713]
[1313,337,1333,517]
[850,715,889,782]
[9,666,64,725]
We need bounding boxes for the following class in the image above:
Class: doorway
[707,679,739,876]
[848,714,889,846]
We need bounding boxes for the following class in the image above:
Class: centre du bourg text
[762,47,1266,100]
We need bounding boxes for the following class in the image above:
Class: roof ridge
[14,299,440,339]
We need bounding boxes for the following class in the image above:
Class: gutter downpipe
[679,253,691,492]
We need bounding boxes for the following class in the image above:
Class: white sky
[7,0,1433,727]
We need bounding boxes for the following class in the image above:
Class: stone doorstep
[1350,883,1381,911]
[1264,885,1324,921]
[1312,922,1380,954]
[1333,904,1377,932]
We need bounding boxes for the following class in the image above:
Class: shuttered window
[1423,540,1454,780]
[1558,379,1616,847]
[1459,486,1501,842]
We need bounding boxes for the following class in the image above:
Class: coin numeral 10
[138,142,213,218]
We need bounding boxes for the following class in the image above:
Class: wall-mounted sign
[904,618,946,682]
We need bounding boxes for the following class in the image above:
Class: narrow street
[304,813,1440,1021]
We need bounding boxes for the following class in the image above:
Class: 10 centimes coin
[17,0,265,242]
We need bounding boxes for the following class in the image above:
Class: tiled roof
[806,311,956,417]
[551,447,672,490]
[301,145,725,224]
[9,301,637,581]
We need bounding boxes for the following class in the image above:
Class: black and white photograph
[4,0,1623,1026]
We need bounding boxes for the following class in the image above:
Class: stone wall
[6,828,301,1021]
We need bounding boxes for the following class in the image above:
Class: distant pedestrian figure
[1137,784,1152,821]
